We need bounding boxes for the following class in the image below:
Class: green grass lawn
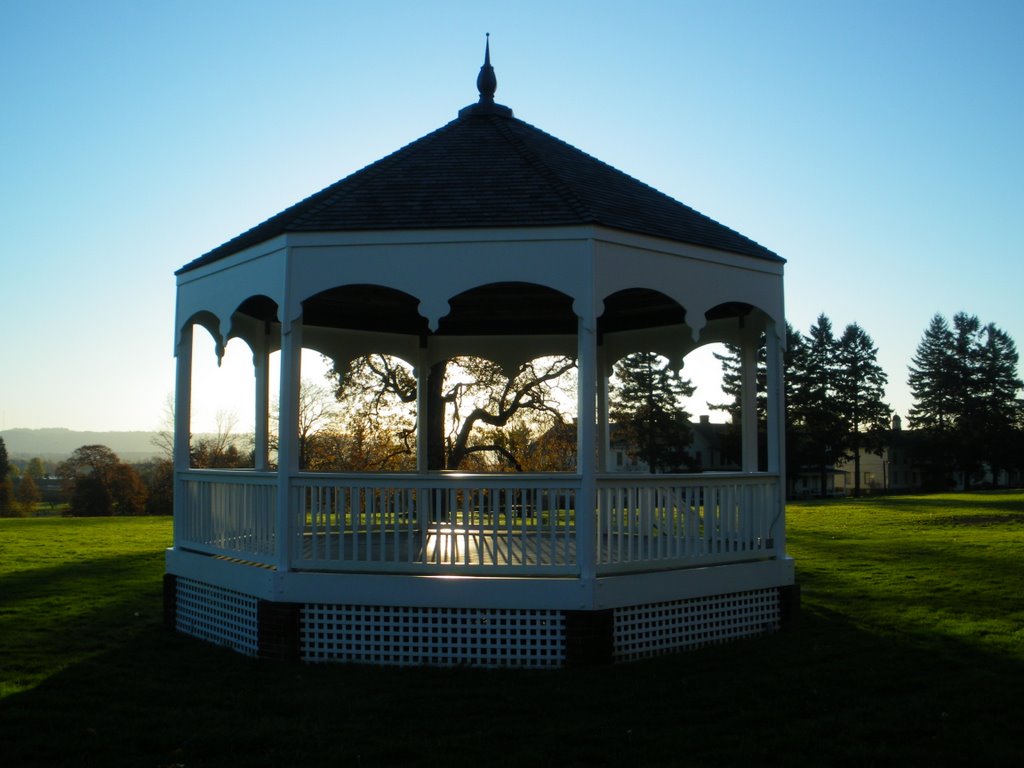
[1,494,1022,767]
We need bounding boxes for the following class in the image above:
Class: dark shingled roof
[179,98,781,274]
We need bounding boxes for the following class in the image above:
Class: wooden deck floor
[295,525,726,569]
[300,526,578,568]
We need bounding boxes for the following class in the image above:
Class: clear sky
[2,0,1021,433]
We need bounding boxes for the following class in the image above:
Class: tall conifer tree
[0,437,10,516]
[909,312,1023,487]
[788,314,844,495]
[610,352,695,473]
[833,323,891,495]
[973,323,1023,482]
[908,314,957,431]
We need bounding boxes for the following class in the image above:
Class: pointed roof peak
[477,33,497,102]
[459,33,513,119]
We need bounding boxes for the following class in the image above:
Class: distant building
[803,415,1022,496]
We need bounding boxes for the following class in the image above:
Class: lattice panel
[176,577,259,657]
[614,588,780,661]
[301,605,566,668]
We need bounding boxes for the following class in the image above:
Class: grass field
[1,493,1022,766]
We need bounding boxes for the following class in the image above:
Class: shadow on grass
[851,492,1024,516]
[0,607,1021,768]
[0,552,165,696]
[0,551,164,597]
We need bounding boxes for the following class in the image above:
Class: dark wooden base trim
[779,583,801,631]
[257,600,302,661]
[162,573,177,631]
[564,609,614,666]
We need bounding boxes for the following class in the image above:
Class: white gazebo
[165,43,796,667]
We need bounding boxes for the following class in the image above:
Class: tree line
[0,439,175,518]
[714,311,1022,493]
[907,313,1023,487]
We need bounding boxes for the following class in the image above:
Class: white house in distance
[164,42,797,667]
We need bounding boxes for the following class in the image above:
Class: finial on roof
[459,33,512,119]
[477,33,497,104]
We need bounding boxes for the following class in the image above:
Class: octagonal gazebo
[164,43,796,667]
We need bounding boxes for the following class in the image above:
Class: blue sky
[2,0,1021,433]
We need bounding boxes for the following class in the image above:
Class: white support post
[173,324,194,474]
[253,331,271,472]
[597,344,610,473]
[576,307,598,594]
[765,321,786,554]
[416,340,429,473]
[275,319,303,572]
[741,331,759,472]
[172,323,194,545]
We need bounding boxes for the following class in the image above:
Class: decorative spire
[476,33,497,104]
[458,33,512,119]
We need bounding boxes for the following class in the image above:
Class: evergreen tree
[908,313,1023,487]
[788,314,844,495]
[610,352,696,473]
[711,323,808,484]
[0,438,11,516]
[833,323,891,495]
[907,314,958,485]
[782,323,811,494]
[711,336,768,422]
[709,336,766,468]
[973,323,1023,484]
[949,313,984,481]
[908,314,957,431]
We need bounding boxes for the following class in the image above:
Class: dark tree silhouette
[610,352,695,474]
[788,314,844,495]
[833,322,891,495]
[57,445,148,516]
[909,312,1023,487]
[332,354,577,471]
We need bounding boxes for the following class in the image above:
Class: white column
[275,319,303,571]
[576,308,598,592]
[416,340,429,473]
[740,332,759,472]
[173,324,194,474]
[766,324,783,474]
[597,344,610,473]
[172,323,194,545]
[766,320,786,554]
[253,330,271,472]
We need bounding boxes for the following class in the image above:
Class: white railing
[174,471,780,576]
[292,473,579,575]
[177,471,277,564]
[595,473,779,573]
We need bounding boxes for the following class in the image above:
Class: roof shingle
[179,103,781,274]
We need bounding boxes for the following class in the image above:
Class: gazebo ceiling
[438,283,575,336]
[179,41,781,276]
[240,282,754,338]
[303,285,428,336]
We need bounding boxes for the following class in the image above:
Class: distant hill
[0,428,165,461]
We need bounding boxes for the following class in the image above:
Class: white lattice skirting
[301,605,567,668]
[172,578,782,666]
[614,588,781,661]
[176,577,259,657]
